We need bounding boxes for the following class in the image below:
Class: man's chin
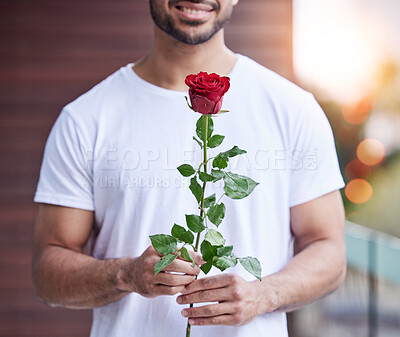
[178,19,208,27]
[159,25,218,45]
[170,31,217,45]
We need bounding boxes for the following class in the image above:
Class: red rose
[185,72,230,115]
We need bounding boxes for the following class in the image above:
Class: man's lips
[175,1,213,12]
[172,1,216,21]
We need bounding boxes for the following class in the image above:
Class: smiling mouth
[173,1,216,16]
[169,0,218,25]
[177,7,209,15]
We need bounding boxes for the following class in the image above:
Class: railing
[290,221,400,337]
[346,222,400,337]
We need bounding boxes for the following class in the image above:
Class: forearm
[256,238,346,314]
[32,245,133,309]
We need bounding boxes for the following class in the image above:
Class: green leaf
[200,260,213,274]
[171,224,186,238]
[150,234,178,255]
[199,172,215,182]
[203,194,216,208]
[223,172,259,200]
[189,177,202,203]
[214,256,237,271]
[212,146,246,169]
[207,203,225,227]
[180,247,195,268]
[217,109,229,114]
[196,115,214,141]
[212,154,228,169]
[239,257,262,281]
[208,135,225,148]
[205,229,226,246]
[186,214,206,233]
[224,172,248,195]
[180,231,195,245]
[211,169,225,181]
[185,96,195,112]
[224,146,247,158]
[154,254,178,275]
[193,136,203,148]
[177,164,196,177]
[217,245,233,257]
[171,224,194,245]
[200,240,218,261]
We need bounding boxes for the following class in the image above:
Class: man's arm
[256,189,346,312]
[176,190,346,326]
[32,204,201,309]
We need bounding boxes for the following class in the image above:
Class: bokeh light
[342,98,373,125]
[345,159,372,180]
[345,179,374,204]
[356,138,385,166]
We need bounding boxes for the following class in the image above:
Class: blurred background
[0,0,398,336]
[291,0,400,336]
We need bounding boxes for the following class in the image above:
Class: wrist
[115,257,137,293]
[252,277,280,315]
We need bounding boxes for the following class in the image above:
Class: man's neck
[133,27,237,91]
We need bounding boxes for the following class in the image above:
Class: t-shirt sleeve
[289,93,344,207]
[34,109,95,211]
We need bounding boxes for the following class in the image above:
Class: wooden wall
[0,0,292,336]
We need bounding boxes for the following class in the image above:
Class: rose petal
[191,94,216,115]
[212,98,223,114]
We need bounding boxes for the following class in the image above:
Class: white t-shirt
[34,54,344,337]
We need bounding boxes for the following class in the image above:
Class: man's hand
[175,190,346,326]
[32,204,204,308]
[176,274,264,326]
[118,246,202,298]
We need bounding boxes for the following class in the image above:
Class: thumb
[190,251,205,266]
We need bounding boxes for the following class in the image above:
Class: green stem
[194,115,209,251]
[186,323,191,337]
[216,193,226,205]
[187,115,209,337]
[196,156,215,173]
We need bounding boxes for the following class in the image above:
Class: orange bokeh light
[345,159,371,180]
[356,138,385,166]
[345,179,373,204]
[342,98,372,125]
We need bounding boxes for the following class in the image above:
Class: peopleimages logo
[81,146,317,189]
[83,146,318,171]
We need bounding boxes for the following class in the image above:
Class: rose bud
[185,72,230,115]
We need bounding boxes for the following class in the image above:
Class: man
[32,0,346,336]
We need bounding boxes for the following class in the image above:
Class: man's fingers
[156,272,196,286]
[182,273,235,295]
[163,259,200,275]
[177,287,232,304]
[155,285,185,296]
[190,251,205,265]
[181,302,235,318]
[177,251,205,266]
[188,314,233,326]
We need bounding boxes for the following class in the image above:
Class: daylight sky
[293,0,400,103]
